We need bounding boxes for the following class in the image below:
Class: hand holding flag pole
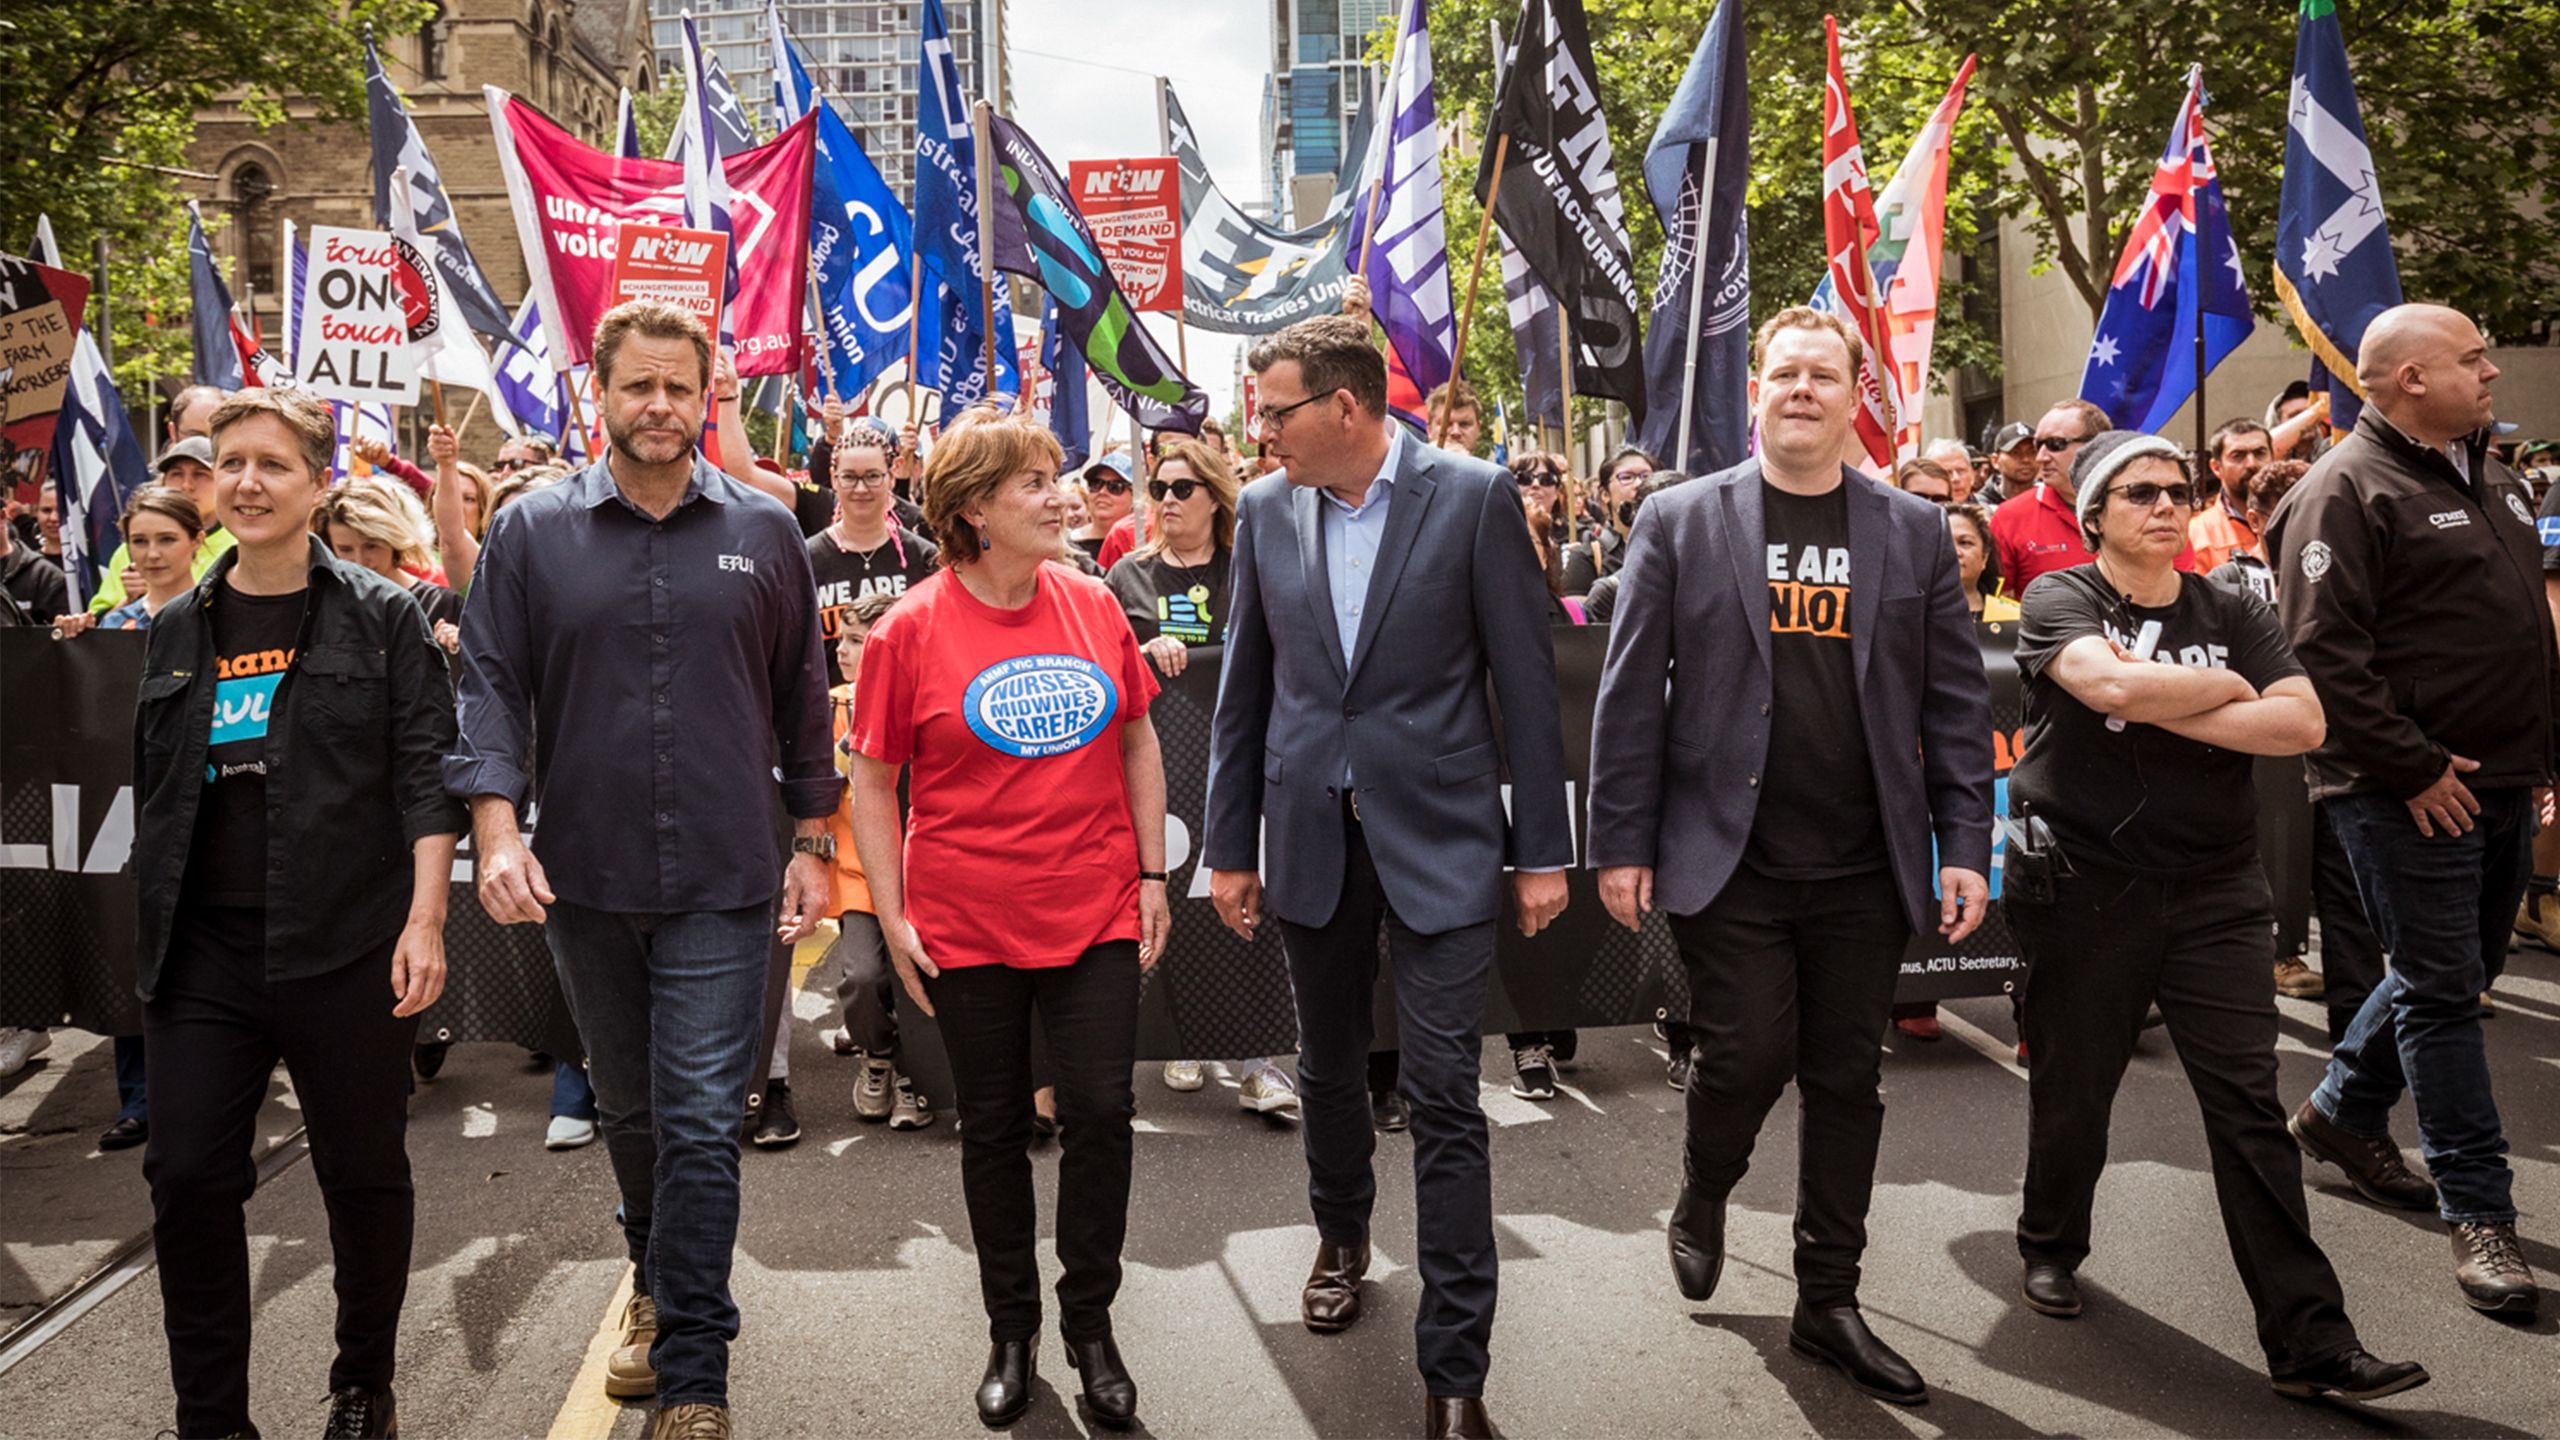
[1439,136,1511,448]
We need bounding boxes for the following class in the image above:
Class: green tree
[0,0,431,397]
[629,83,691,161]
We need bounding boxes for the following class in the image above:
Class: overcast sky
[1006,0,1264,424]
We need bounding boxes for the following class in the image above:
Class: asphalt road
[4,939,2556,1439]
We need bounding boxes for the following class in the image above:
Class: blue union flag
[2076,65,2253,434]
[2275,0,2402,431]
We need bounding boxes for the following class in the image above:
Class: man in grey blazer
[1590,308,1995,1407]
[1205,316,1572,1440]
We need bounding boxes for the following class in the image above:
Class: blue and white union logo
[962,654,1119,758]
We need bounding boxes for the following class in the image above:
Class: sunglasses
[1147,478,1206,502]
[2034,435,2088,453]
[1520,473,1560,489]
[2114,481,2197,509]
[1088,476,1132,495]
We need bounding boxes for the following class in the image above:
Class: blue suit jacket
[1204,436,1575,935]
[1587,460,1995,931]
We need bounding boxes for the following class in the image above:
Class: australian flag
[2077,66,2253,434]
[2276,0,2401,432]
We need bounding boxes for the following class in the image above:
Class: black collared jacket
[132,534,464,999]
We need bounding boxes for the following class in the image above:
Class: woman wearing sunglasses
[2001,431,2428,1403]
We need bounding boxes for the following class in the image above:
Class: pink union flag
[485,88,814,376]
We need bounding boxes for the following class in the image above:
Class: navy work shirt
[445,457,840,914]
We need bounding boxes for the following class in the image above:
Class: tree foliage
[0,0,430,395]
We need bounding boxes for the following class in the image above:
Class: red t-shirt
[1097,512,1140,571]
[847,564,1159,968]
[1991,482,2194,596]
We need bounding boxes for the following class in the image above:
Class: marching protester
[2267,302,2554,1320]
[1425,378,1484,457]
[1945,501,2001,618]
[1104,436,1302,1116]
[131,387,462,1440]
[809,425,937,688]
[2189,419,2275,573]
[447,300,838,1440]
[53,486,203,636]
[1588,308,1995,1408]
[1564,444,1656,594]
[1922,438,1980,503]
[1206,314,1574,1440]
[0,489,68,624]
[87,434,236,616]
[1989,399,2112,593]
[424,423,489,594]
[1071,450,1136,561]
[2005,428,2428,1402]
[317,476,465,641]
[845,413,1169,1432]
[1892,456,1954,505]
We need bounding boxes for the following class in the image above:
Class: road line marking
[545,1268,636,1440]
[1938,1010,2029,1082]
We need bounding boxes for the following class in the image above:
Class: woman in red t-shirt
[846,414,1169,1432]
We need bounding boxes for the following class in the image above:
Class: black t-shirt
[807,526,939,685]
[405,578,464,630]
[2205,555,2277,607]
[1106,549,1232,645]
[188,580,306,907]
[2011,566,2306,874]
[1745,482,1887,880]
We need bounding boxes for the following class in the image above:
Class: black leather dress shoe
[1425,1395,1492,1438]
[1668,1184,1725,1301]
[321,1385,397,1438]
[97,1115,148,1152]
[1303,1238,1369,1332]
[1789,1302,1928,1405]
[1064,1335,1137,1430]
[2271,1347,2430,1402]
[975,1338,1036,1429]
[2021,1262,2082,1317]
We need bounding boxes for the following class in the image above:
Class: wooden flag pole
[1559,309,1576,475]
[972,99,1001,399]
[905,252,925,400]
[456,388,485,441]
[807,251,838,403]
[582,369,607,460]
[428,378,449,429]
[1437,134,1509,448]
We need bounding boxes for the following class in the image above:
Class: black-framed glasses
[2115,481,2197,509]
[835,471,892,491]
[2034,434,2087,453]
[1147,477,1204,502]
[1088,475,1132,495]
[1255,391,1330,434]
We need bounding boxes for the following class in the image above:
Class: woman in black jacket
[132,388,463,1440]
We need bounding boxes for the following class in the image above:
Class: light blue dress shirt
[1320,423,1404,668]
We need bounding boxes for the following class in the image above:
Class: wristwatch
[1139,870,1169,883]
[792,835,836,860]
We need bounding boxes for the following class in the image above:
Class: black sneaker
[750,1080,801,1149]
[1510,1043,1559,1101]
[321,1384,397,1438]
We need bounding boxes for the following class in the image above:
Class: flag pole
[1437,134,1509,448]
[456,388,485,440]
[904,252,925,402]
[972,99,1001,398]
[807,251,838,402]
[1559,310,1576,476]
[1673,138,1719,474]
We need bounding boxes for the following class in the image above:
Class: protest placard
[0,253,93,488]
[608,225,730,345]
[298,227,420,406]
[1066,157,1184,313]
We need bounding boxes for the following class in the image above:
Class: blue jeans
[2311,786,2533,1225]
[550,1059,598,1121]
[114,1033,149,1124]
[545,900,771,1408]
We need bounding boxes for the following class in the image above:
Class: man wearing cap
[85,435,238,615]
[1988,421,2040,504]
[1992,400,2197,599]
[2268,302,2553,1320]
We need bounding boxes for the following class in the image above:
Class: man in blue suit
[1590,307,1995,1407]
[1205,316,1572,1440]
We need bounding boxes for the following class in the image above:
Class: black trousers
[1278,813,1497,1400]
[143,906,419,1439]
[2311,799,2387,1044]
[927,942,1140,1344]
[2014,866,2360,1368]
[1668,864,1909,1307]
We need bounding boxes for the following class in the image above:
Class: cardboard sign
[608,225,731,349]
[0,252,92,484]
[1067,157,1183,313]
[298,227,420,405]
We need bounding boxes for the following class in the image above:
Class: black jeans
[927,942,1141,1344]
[1667,864,1908,1308]
[2311,800,2386,1044]
[2015,866,2359,1368]
[143,906,419,1439]
[1278,813,1497,1400]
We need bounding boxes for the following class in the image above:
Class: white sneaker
[546,1115,598,1150]
[0,1028,48,1078]
[1237,1063,1300,1115]
[888,1083,935,1130]
[1161,1059,1206,1092]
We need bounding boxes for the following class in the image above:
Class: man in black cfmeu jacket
[2265,302,2559,1321]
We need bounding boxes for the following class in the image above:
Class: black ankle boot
[1064,1334,1137,1430]
[975,1338,1036,1428]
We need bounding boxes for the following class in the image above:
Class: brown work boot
[649,1403,730,1439]
[1302,1237,1370,1333]
[2288,1100,2437,1210]
[2514,888,2560,952]
[2451,1221,2541,1317]
[605,1291,658,1399]
[2273,956,2326,999]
